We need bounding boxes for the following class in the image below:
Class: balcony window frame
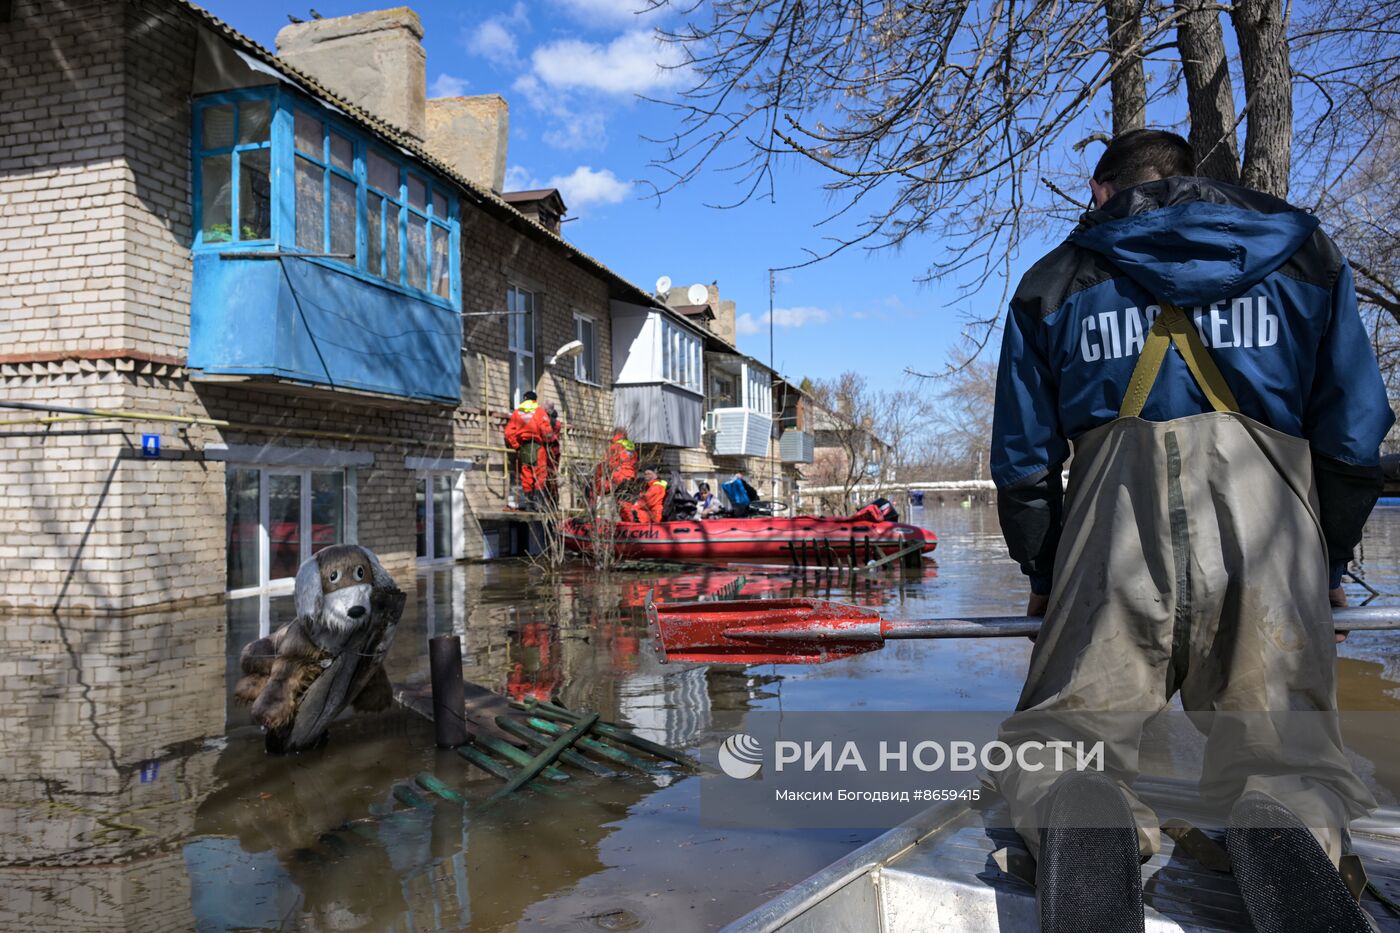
[743,363,773,415]
[192,87,460,311]
[191,90,275,249]
[659,318,703,394]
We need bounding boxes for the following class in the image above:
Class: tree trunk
[1174,0,1241,183]
[1106,0,1147,133]
[1230,0,1292,197]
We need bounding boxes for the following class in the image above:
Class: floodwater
[5,502,1400,931]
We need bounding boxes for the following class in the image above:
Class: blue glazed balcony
[189,253,461,403]
[188,88,461,405]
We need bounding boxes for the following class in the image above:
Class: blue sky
[199,0,1070,391]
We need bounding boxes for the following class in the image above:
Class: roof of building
[501,188,564,205]
[672,303,716,321]
[172,0,661,310]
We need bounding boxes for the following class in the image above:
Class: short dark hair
[522,390,538,402]
[1092,129,1195,188]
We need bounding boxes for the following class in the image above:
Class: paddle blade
[646,597,885,665]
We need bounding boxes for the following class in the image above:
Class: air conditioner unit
[703,411,719,433]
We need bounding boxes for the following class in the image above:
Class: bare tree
[925,347,999,481]
[648,0,1397,343]
[807,372,880,512]
[805,374,933,510]
[1106,0,1148,132]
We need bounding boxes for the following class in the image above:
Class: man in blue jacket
[991,129,1392,933]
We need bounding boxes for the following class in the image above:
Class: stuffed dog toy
[236,544,399,744]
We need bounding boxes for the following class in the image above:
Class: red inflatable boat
[560,515,936,562]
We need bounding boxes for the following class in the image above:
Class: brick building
[0,1,663,612]
[652,283,814,507]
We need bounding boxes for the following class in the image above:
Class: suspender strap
[1118,303,1241,418]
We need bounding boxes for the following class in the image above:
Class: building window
[193,89,459,307]
[574,312,599,384]
[226,466,347,594]
[508,285,536,405]
[744,364,772,414]
[416,472,456,562]
[195,98,272,244]
[660,319,702,393]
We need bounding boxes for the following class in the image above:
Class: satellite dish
[655,275,672,297]
[687,283,709,305]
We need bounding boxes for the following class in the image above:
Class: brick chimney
[710,285,738,346]
[425,95,509,193]
[275,7,427,142]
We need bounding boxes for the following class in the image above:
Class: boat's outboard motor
[851,498,899,523]
[873,493,896,523]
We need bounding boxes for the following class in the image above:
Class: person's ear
[1089,177,1115,208]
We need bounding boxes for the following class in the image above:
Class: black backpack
[662,472,698,521]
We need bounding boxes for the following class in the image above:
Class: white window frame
[507,284,536,406]
[573,311,600,385]
[742,363,772,415]
[416,470,461,564]
[659,319,702,393]
[227,465,351,600]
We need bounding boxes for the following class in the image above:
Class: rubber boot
[1037,771,1145,933]
[1227,792,1373,933]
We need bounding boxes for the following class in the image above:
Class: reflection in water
[0,606,225,930]
[3,503,1400,930]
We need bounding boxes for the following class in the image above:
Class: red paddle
[645,596,1400,665]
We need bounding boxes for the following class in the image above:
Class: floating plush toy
[235,544,405,753]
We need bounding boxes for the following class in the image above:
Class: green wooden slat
[494,716,616,777]
[523,699,697,768]
[489,713,599,802]
[456,743,514,781]
[392,783,433,810]
[525,717,665,775]
[476,736,570,781]
[414,772,464,803]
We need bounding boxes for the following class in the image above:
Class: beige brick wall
[121,0,198,357]
[0,0,623,611]
[0,0,127,358]
[457,206,617,531]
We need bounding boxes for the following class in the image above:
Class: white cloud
[504,165,632,213]
[511,74,551,112]
[466,3,528,67]
[429,73,470,97]
[771,306,832,328]
[553,0,651,22]
[547,165,632,210]
[531,30,688,96]
[504,165,536,191]
[542,111,609,150]
[737,307,834,335]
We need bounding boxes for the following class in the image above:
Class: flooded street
[6,502,1400,931]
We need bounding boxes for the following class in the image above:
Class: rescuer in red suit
[621,468,667,523]
[595,427,638,497]
[505,391,554,510]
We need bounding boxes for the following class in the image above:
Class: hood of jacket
[1069,177,1319,307]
